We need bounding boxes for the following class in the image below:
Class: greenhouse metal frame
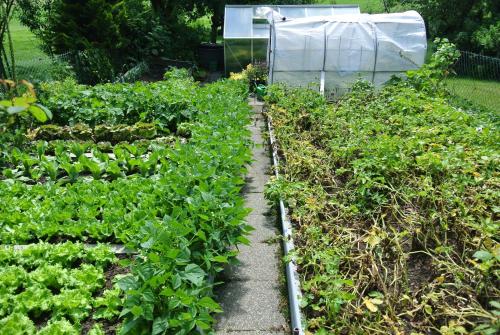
[223,4,361,75]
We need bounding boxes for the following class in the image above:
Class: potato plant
[264,45,499,334]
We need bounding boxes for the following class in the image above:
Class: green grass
[446,77,500,113]
[315,0,385,13]
[4,17,72,82]
[315,0,417,13]
[6,17,49,62]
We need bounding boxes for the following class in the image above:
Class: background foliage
[16,0,206,84]
[393,0,499,57]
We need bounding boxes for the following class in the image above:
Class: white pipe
[320,71,325,96]
[267,115,304,335]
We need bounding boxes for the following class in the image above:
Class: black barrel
[197,43,224,71]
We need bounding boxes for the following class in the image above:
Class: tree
[16,0,206,83]
[403,0,500,56]
[16,0,56,45]
[0,0,16,80]
[198,0,313,44]
[150,0,188,23]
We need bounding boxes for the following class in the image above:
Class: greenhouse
[267,10,427,98]
[223,4,361,74]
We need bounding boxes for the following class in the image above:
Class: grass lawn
[6,17,49,63]
[316,0,385,13]
[4,17,71,82]
[446,77,500,113]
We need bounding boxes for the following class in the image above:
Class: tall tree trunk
[210,13,218,43]
[210,3,223,44]
[0,0,15,80]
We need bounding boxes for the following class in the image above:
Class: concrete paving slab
[243,193,271,216]
[241,179,265,194]
[215,280,287,331]
[252,147,270,162]
[251,107,264,115]
[245,214,280,242]
[243,173,270,193]
[248,123,264,134]
[251,132,265,144]
[251,134,265,145]
[248,97,265,107]
[216,98,287,335]
[248,163,270,179]
[247,161,271,177]
[250,110,264,120]
[236,240,280,263]
[217,331,287,334]
[220,244,281,282]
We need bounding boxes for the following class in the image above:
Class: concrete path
[215,98,288,334]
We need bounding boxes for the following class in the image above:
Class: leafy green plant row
[264,43,499,334]
[39,75,199,129]
[113,78,253,334]
[0,77,253,334]
[27,122,170,143]
[0,168,166,244]
[0,242,121,335]
[1,140,171,183]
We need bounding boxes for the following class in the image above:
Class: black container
[197,43,224,71]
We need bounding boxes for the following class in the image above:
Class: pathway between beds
[215,98,288,334]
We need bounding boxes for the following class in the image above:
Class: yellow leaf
[0,79,15,87]
[12,96,31,108]
[364,234,381,248]
[364,299,378,312]
[435,276,445,284]
[371,298,384,305]
[493,244,500,261]
[20,80,36,97]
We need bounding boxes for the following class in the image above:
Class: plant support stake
[267,114,305,335]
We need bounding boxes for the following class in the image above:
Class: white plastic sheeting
[268,11,427,98]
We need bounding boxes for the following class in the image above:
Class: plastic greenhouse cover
[268,11,427,98]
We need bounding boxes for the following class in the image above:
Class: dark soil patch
[29,311,52,330]
[407,251,434,294]
[81,318,121,335]
[105,262,130,291]
[82,263,130,335]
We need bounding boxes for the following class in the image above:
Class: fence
[447,50,500,112]
[453,51,500,81]
[14,52,74,83]
[12,51,151,84]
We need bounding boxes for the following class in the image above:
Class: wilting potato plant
[265,41,499,335]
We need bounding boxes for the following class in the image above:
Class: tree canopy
[404,0,500,56]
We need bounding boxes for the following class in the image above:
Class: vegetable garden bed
[264,56,499,334]
[0,71,252,334]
